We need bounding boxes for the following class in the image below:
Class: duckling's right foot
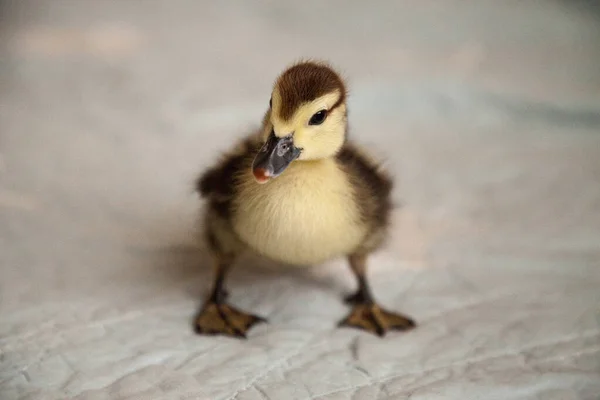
[194,302,266,338]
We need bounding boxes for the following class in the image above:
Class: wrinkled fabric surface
[1,1,600,399]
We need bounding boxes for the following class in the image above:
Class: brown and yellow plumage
[194,60,415,338]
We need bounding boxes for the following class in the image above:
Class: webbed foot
[194,302,266,338]
[339,303,416,337]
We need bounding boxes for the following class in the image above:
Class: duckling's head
[252,61,347,183]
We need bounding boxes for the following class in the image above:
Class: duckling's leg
[339,253,416,336]
[194,258,266,338]
[194,216,266,338]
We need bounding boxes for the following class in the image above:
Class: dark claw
[233,330,248,339]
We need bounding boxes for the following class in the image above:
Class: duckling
[194,60,416,338]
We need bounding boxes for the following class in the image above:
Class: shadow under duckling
[194,60,416,338]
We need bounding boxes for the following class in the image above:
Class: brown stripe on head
[274,61,346,121]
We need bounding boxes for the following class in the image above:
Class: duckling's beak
[252,132,301,184]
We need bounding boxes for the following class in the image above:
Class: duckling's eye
[309,109,328,126]
[269,97,272,108]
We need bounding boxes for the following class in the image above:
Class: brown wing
[196,135,261,217]
[336,142,394,233]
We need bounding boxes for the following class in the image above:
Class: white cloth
[1,1,599,399]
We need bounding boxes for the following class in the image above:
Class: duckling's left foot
[194,302,266,338]
[338,303,415,337]
[341,253,416,336]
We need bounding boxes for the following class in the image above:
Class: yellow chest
[231,160,366,266]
